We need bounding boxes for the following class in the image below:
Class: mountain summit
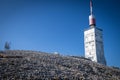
[0,50,120,80]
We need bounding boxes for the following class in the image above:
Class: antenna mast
[89,0,96,27]
[90,0,93,15]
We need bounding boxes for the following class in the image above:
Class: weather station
[84,0,106,65]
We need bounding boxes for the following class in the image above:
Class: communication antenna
[89,0,96,27]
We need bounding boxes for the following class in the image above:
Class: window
[92,44,94,50]
[86,46,88,48]
[89,52,91,55]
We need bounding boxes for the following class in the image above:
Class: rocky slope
[0,50,120,80]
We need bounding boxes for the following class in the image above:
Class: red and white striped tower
[89,0,96,27]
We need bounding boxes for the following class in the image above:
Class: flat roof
[84,26,103,31]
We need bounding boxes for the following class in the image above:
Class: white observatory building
[84,0,106,65]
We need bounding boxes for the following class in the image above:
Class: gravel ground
[0,50,120,80]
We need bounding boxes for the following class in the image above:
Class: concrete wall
[84,27,106,65]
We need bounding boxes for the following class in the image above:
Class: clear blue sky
[0,0,120,67]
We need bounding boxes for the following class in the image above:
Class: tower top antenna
[89,0,96,27]
[90,0,93,15]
